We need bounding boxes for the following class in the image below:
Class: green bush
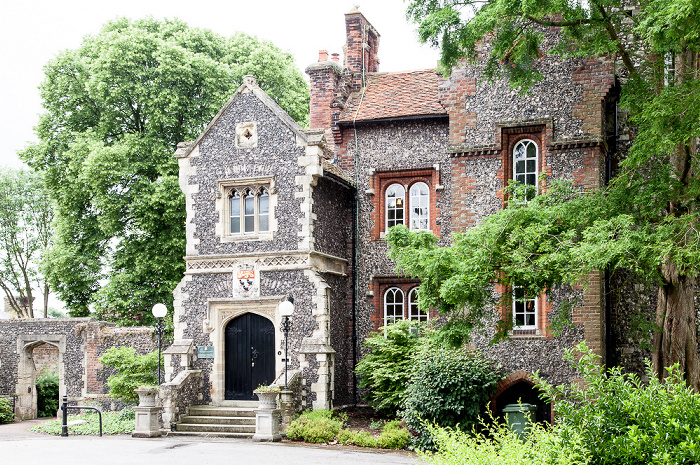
[338,429,379,447]
[98,347,160,404]
[0,397,14,424]
[286,410,346,443]
[535,342,700,465]
[402,341,501,450]
[36,371,60,417]
[355,320,423,413]
[30,411,135,435]
[376,420,411,449]
[422,416,590,465]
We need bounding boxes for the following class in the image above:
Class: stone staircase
[169,402,257,438]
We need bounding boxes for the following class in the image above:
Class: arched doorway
[494,379,551,424]
[16,336,66,420]
[224,313,276,400]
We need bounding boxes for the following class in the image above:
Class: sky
[0,0,441,169]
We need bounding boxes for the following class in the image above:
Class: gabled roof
[176,75,309,158]
[339,69,447,123]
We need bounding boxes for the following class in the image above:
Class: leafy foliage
[21,17,309,322]
[99,347,160,404]
[402,341,501,450]
[534,343,700,464]
[0,168,53,318]
[421,415,590,465]
[30,410,136,435]
[286,409,346,443]
[399,0,700,386]
[0,398,14,424]
[376,420,412,449]
[355,320,423,413]
[36,371,60,418]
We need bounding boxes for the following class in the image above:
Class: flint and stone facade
[168,9,622,415]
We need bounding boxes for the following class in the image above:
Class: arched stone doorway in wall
[16,335,66,420]
[224,313,276,400]
[492,372,551,424]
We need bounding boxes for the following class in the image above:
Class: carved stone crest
[234,263,259,297]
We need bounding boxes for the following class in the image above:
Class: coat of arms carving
[234,264,259,297]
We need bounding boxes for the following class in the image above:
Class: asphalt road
[0,420,423,465]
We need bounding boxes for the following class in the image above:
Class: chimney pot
[331,53,340,62]
[318,50,329,62]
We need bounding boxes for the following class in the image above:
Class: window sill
[220,233,273,243]
[509,328,544,339]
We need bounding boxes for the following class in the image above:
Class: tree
[21,18,309,323]
[394,1,700,387]
[0,168,53,318]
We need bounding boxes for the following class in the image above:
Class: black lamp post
[279,296,294,389]
[152,303,167,385]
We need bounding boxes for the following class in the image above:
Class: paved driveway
[0,420,422,465]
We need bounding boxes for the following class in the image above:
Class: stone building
[166,8,621,422]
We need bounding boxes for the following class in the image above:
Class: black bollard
[61,395,68,437]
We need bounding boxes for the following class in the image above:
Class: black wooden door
[225,313,276,400]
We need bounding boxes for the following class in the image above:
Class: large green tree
[21,17,309,323]
[0,169,53,318]
[391,0,700,387]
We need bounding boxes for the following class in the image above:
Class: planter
[134,388,159,407]
[254,390,279,410]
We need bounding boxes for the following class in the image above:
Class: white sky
[0,0,440,169]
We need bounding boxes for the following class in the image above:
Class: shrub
[0,397,14,424]
[422,416,590,465]
[402,341,501,450]
[36,371,60,417]
[535,342,700,465]
[355,320,423,414]
[30,410,135,435]
[99,347,160,404]
[286,410,346,443]
[376,420,411,449]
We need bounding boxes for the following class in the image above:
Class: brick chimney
[344,8,380,89]
[306,50,343,149]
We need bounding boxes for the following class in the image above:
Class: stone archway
[490,371,551,424]
[15,335,66,420]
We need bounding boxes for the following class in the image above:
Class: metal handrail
[60,395,102,437]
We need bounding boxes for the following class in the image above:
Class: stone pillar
[279,390,294,434]
[252,408,282,442]
[132,389,162,438]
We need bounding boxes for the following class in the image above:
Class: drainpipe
[351,24,368,408]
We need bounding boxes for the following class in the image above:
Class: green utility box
[503,403,537,437]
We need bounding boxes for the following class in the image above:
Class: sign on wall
[198,346,215,359]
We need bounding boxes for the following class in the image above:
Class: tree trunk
[652,259,700,391]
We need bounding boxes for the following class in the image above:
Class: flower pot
[134,388,159,407]
[254,390,279,409]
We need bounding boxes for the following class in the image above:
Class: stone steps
[170,403,259,438]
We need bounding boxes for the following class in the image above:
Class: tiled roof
[339,70,446,123]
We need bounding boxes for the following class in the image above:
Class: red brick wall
[438,67,476,147]
[572,59,616,138]
[32,343,58,374]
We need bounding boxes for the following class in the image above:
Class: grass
[30,408,136,435]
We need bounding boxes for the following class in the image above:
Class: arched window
[513,286,537,329]
[384,287,404,325]
[408,288,428,321]
[386,184,405,229]
[229,186,270,236]
[409,182,429,231]
[513,139,538,200]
